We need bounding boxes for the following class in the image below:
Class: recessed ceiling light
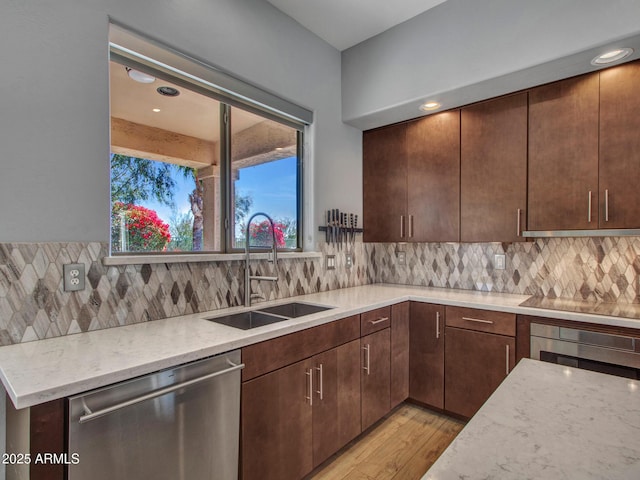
[157,86,180,97]
[420,101,441,112]
[591,48,633,65]
[125,67,156,84]
[152,108,161,112]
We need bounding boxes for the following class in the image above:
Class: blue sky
[136,156,297,229]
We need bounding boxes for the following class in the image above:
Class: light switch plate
[63,263,85,291]
[326,255,336,270]
[494,254,506,270]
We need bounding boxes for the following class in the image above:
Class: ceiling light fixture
[152,108,161,112]
[419,101,441,112]
[157,86,180,97]
[590,48,633,65]
[125,67,156,84]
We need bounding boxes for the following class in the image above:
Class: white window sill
[102,251,323,266]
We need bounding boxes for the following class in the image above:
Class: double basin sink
[205,302,334,330]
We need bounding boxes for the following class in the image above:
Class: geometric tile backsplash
[371,236,640,303]
[1,236,639,345]
[0,241,373,345]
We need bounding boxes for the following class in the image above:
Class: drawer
[361,306,391,336]
[242,315,360,381]
[445,306,515,337]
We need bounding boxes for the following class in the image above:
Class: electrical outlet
[345,253,353,269]
[494,254,506,270]
[397,251,406,266]
[63,263,85,292]
[326,255,336,270]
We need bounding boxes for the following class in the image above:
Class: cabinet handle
[368,317,389,325]
[516,208,522,237]
[305,368,313,406]
[605,189,609,222]
[436,311,441,339]
[316,363,323,400]
[400,215,405,238]
[505,345,510,376]
[588,191,592,223]
[409,215,414,238]
[363,344,371,375]
[462,316,494,325]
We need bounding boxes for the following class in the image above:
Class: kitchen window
[108,26,308,256]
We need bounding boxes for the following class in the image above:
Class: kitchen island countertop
[1,283,640,409]
[422,358,640,480]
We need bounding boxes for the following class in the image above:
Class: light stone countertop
[422,358,640,480]
[1,283,640,409]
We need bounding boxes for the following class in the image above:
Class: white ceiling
[265,0,448,51]
[110,61,261,142]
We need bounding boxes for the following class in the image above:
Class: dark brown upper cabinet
[363,123,408,242]
[599,60,640,229]
[406,111,460,242]
[528,73,600,231]
[363,111,460,242]
[461,93,528,242]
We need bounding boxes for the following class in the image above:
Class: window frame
[108,39,308,256]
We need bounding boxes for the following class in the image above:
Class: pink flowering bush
[111,202,171,252]
[249,220,286,248]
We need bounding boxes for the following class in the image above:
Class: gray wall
[0,0,362,244]
[342,0,640,130]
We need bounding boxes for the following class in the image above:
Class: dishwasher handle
[78,359,245,424]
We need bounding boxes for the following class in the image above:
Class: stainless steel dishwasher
[68,350,243,480]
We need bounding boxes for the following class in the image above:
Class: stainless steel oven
[530,323,640,379]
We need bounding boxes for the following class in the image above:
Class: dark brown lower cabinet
[242,339,361,479]
[242,358,314,480]
[409,303,445,409]
[444,327,515,418]
[312,339,361,467]
[361,328,391,431]
[390,302,410,408]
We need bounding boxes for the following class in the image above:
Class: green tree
[110,154,177,207]
[166,211,194,252]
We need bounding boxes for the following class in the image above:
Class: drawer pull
[436,311,441,339]
[368,317,389,325]
[462,316,494,325]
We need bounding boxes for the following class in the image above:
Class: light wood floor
[310,404,465,480]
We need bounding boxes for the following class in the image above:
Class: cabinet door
[444,327,515,418]
[409,303,444,409]
[361,329,391,431]
[599,60,640,228]
[528,73,599,231]
[242,358,313,480]
[390,302,410,408]
[461,94,527,242]
[363,123,407,242]
[312,340,361,467]
[406,110,460,242]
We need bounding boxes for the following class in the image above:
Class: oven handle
[78,359,245,424]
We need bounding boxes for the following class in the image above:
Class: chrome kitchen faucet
[244,212,278,307]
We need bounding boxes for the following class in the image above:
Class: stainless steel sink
[257,302,334,318]
[205,302,334,330]
[205,311,289,330]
